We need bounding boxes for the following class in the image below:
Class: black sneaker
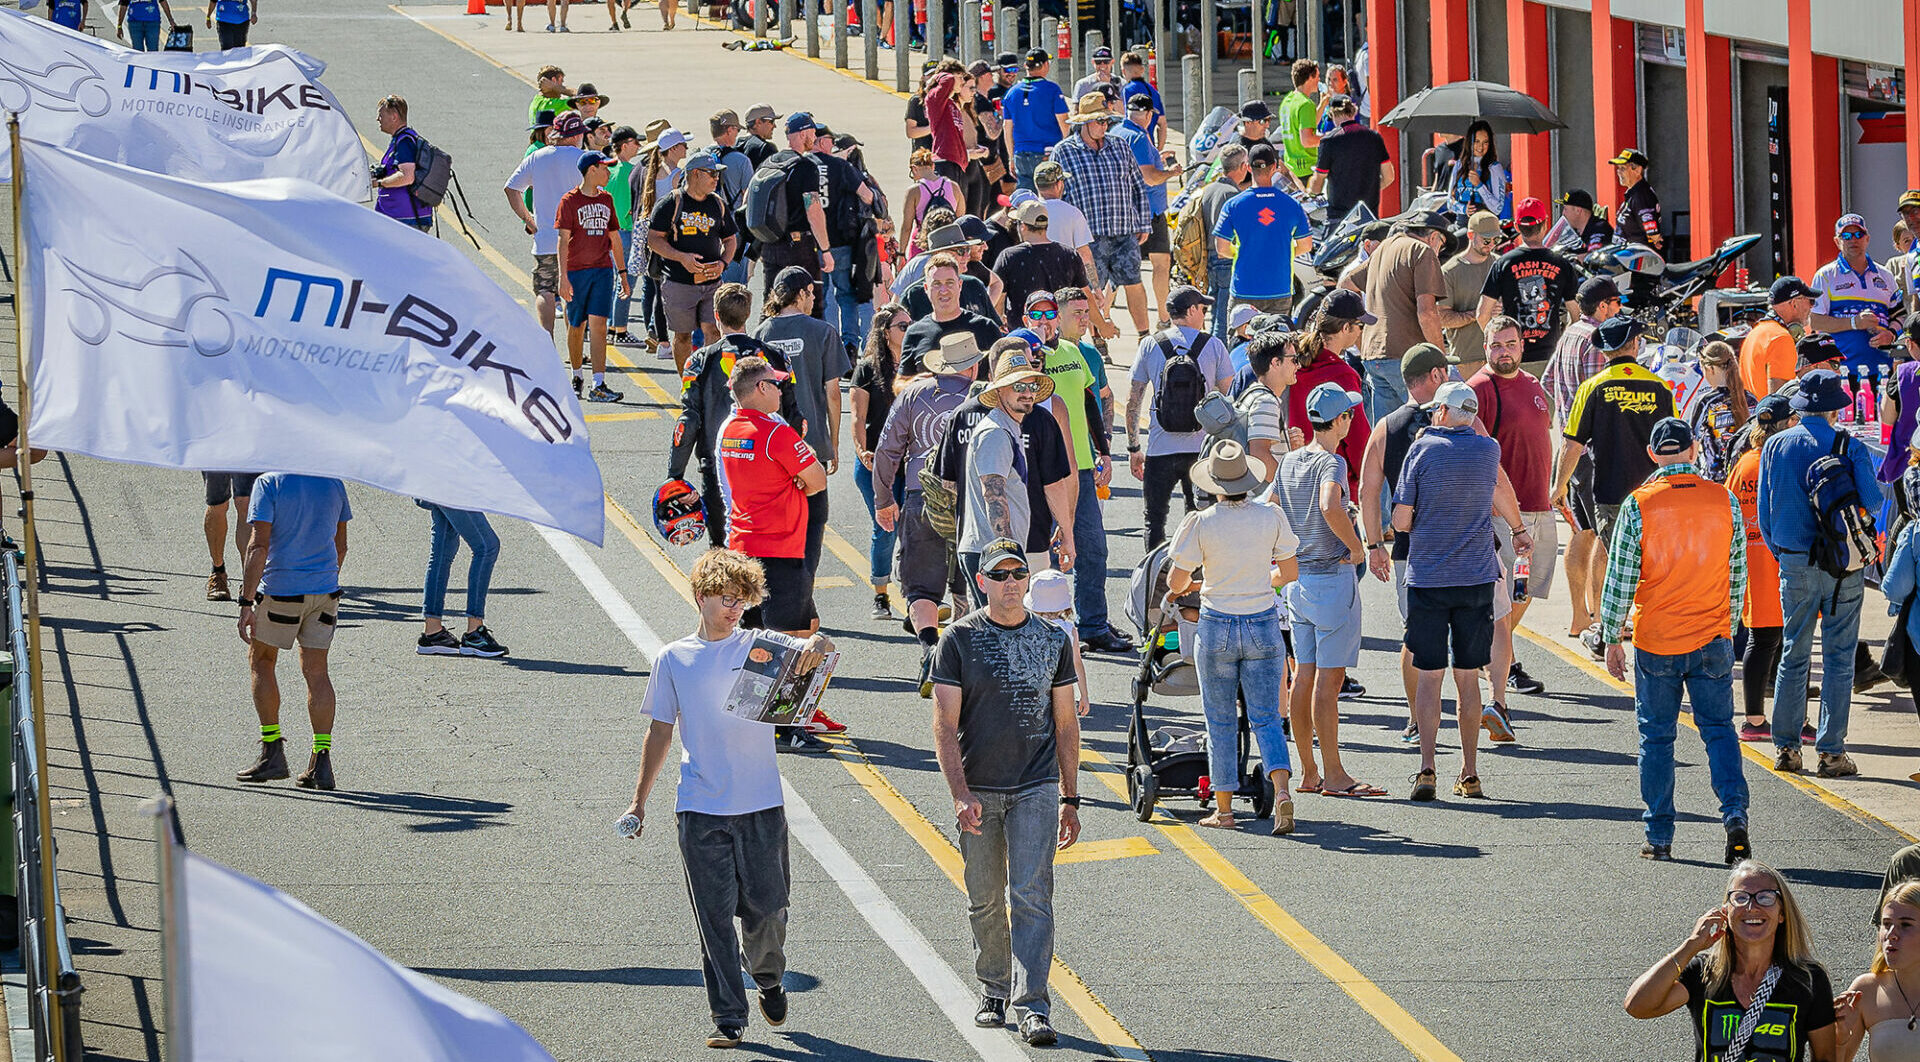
[973,996,1006,1028]
[780,728,829,753]
[416,629,461,655]
[237,739,289,783]
[1507,661,1545,695]
[705,1025,743,1049]
[1339,676,1366,700]
[758,985,787,1026]
[1081,630,1135,654]
[919,647,935,699]
[870,592,891,620]
[1724,823,1752,866]
[459,626,509,658]
[572,374,584,397]
[295,750,335,791]
[1019,1015,1057,1046]
[1640,842,1673,861]
[1855,657,1889,693]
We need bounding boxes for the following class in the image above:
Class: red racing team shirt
[717,408,818,560]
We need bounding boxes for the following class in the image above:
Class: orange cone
[467,0,487,14]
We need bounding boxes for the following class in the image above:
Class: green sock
[260,724,281,744]
[313,733,332,754]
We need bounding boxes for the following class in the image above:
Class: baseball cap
[1127,94,1155,111]
[1007,188,1041,208]
[1227,303,1259,331]
[1024,47,1051,67]
[609,124,641,146]
[770,266,815,299]
[1023,289,1059,311]
[550,110,587,139]
[1319,288,1377,325]
[682,153,721,174]
[1166,285,1213,316]
[1326,93,1355,113]
[783,112,816,136]
[1423,380,1479,415]
[1797,332,1843,367]
[711,108,742,130]
[1769,276,1817,304]
[1400,342,1458,381]
[979,538,1028,573]
[1249,312,1290,334]
[1238,100,1273,121]
[1556,188,1596,211]
[968,59,993,77]
[1835,213,1869,238]
[1034,160,1069,186]
[1360,220,1393,242]
[1467,211,1503,238]
[958,215,992,244]
[575,151,613,174]
[582,116,610,132]
[1091,45,1113,59]
[1753,394,1794,425]
[1648,417,1694,456]
[1593,315,1644,351]
[1901,189,1920,211]
[1578,276,1621,304]
[528,110,557,133]
[654,128,690,152]
[1305,382,1362,424]
[1515,197,1548,226]
[1013,199,1049,227]
[1608,147,1651,168]
[997,51,1019,70]
[743,103,779,124]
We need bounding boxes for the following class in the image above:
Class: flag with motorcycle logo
[17,139,605,544]
[0,8,369,201]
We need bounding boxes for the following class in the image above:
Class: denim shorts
[565,267,615,325]
[1090,234,1143,287]
[1283,569,1362,669]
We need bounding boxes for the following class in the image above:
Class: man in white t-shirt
[1124,286,1235,548]
[505,109,589,336]
[623,549,834,1051]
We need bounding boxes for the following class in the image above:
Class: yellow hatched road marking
[602,496,695,606]
[822,524,876,586]
[1053,835,1158,865]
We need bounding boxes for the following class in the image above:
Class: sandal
[1295,781,1323,795]
[1197,812,1236,830]
[1271,799,1294,836]
[1323,782,1388,798]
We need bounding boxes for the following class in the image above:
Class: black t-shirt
[849,357,897,453]
[1379,401,1431,561]
[1563,357,1677,506]
[1679,958,1836,1062]
[930,609,1076,793]
[814,150,869,248]
[1621,177,1664,248]
[1480,245,1581,361]
[903,276,1001,326]
[902,311,1004,376]
[765,150,826,237]
[936,393,1073,552]
[1314,122,1391,219]
[738,132,777,169]
[992,242,1090,321]
[981,217,1020,266]
[647,191,737,285]
[905,94,932,151]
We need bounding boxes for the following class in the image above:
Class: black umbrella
[1378,80,1566,139]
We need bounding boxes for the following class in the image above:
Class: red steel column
[1788,0,1842,278]
[1506,0,1552,202]
[1906,0,1920,189]
[1367,0,1402,208]
[1431,0,1473,85]
[1590,0,1638,211]
[1684,0,1736,252]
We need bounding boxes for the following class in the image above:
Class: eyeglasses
[1727,889,1782,909]
[889,321,910,333]
[1009,381,1044,395]
[981,566,1030,582]
[714,593,749,609]
[1028,308,1059,320]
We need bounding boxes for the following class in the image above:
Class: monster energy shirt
[1678,957,1835,1062]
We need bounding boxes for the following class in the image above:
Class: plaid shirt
[1541,316,1605,431]
[1048,130,1150,238]
[1598,463,1748,646]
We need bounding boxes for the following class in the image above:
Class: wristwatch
[1126,442,1141,453]
[1059,795,1081,808]
[1366,541,1384,551]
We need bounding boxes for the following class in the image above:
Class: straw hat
[1189,440,1269,496]
[1067,92,1114,126]
[978,346,1055,408]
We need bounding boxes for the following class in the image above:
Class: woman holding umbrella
[1445,120,1510,221]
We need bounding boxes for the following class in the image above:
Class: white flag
[20,140,606,544]
[180,848,557,1062]
[0,9,369,201]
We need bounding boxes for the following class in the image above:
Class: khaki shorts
[253,591,341,650]
[532,254,560,296]
[660,278,719,336]
[1496,510,1560,600]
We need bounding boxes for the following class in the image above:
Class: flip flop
[1323,782,1388,798]
[1295,782,1323,794]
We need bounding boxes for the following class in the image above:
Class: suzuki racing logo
[253,269,576,444]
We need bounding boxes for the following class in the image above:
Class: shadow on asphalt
[1776,866,1887,891]
[835,735,938,775]
[752,1029,945,1062]
[496,656,642,677]
[179,779,513,832]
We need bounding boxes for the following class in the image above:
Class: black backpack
[1152,331,1208,434]
[743,150,801,244]
[406,134,454,209]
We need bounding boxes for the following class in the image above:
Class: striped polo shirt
[1394,424,1502,588]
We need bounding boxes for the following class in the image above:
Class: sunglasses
[1009,381,1044,395]
[889,321,910,332]
[1840,229,1868,240]
[1028,308,1059,320]
[1727,889,1782,909]
[982,566,1030,582]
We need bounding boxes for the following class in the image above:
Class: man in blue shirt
[236,474,352,792]
[1213,143,1312,317]
[1000,49,1070,192]
[206,0,256,49]
[1112,94,1183,329]
[1117,51,1164,148]
[1809,212,1900,372]
[1755,368,1875,780]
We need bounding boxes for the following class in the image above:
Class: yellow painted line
[584,410,659,422]
[603,345,681,405]
[1053,835,1158,865]
[391,4,538,87]
[1512,622,1920,844]
[1078,747,1464,1062]
[603,495,696,606]
[822,524,876,586]
[813,575,853,589]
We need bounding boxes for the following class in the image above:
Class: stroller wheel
[1130,766,1158,822]
[1250,762,1275,819]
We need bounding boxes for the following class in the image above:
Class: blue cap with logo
[1648,417,1695,455]
[784,111,816,136]
[1305,382,1363,425]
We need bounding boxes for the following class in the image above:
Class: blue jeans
[1634,637,1747,847]
[1013,151,1046,193]
[1206,260,1235,339]
[721,258,749,285]
[1363,358,1409,423]
[824,249,872,349]
[1072,468,1113,638]
[956,783,1057,1022]
[1773,552,1864,755]
[420,503,500,620]
[1195,607,1292,789]
[852,460,896,585]
[126,18,162,49]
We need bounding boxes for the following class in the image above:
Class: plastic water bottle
[1512,554,1529,603]
[615,813,643,838]
[1839,370,1857,424]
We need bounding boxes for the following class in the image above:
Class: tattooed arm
[981,473,1015,540]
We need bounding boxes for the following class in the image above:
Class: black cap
[1577,276,1620,305]
[1401,208,1452,235]
[1594,315,1644,351]
[1754,394,1794,424]
[1319,288,1377,325]
[1166,285,1214,316]
[996,51,1018,68]
[1024,48,1051,67]
[1648,417,1694,456]
[958,215,992,243]
[771,265,816,298]
[1556,188,1596,211]
[1907,318,1920,345]
[1796,332,1843,366]
[1091,45,1113,59]
[1238,100,1273,121]
[1769,275,1818,305]
[1609,147,1651,168]
[1127,93,1155,111]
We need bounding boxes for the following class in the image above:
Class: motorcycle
[1579,233,1765,332]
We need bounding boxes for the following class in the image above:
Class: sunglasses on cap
[1027,308,1059,320]
[981,566,1031,582]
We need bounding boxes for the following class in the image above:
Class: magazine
[721,631,840,727]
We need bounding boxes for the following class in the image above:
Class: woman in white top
[1165,442,1300,834]
[1835,880,1920,1062]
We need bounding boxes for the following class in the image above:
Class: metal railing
[5,547,81,1062]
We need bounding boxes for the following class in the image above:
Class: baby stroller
[1121,543,1276,822]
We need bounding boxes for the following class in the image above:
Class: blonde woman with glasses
[1834,880,1920,1061]
[1626,859,1839,1061]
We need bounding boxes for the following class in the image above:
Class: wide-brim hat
[925,223,981,252]
[926,332,987,375]
[1068,92,1112,125]
[1791,368,1850,413]
[978,347,1055,408]
[1024,569,1073,613]
[570,83,610,107]
[1190,439,1268,496]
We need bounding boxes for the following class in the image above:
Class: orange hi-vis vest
[1629,472,1737,657]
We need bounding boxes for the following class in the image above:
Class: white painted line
[781,780,1031,1062]
[538,523,1027,1062]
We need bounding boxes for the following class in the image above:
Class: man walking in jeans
[932,538,1081,1048]
[1125,286,1234,548]
[1756,368,1874,779]
[1599,418,1750,864]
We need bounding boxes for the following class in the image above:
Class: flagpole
[7,114,60,1062]
[141,796,188,1062]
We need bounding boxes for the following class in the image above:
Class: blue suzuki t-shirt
[248,474,352,597]
[214,0,251,23]
[1214,185,1311,300]
[1111,122,1167,216]
[125,0,161,21]
[49,0,84,28]
[1003,77,1068,154]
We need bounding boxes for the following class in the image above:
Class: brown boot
[206,568,231,601]
[236,740,288,783]
[296,750,335,791]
